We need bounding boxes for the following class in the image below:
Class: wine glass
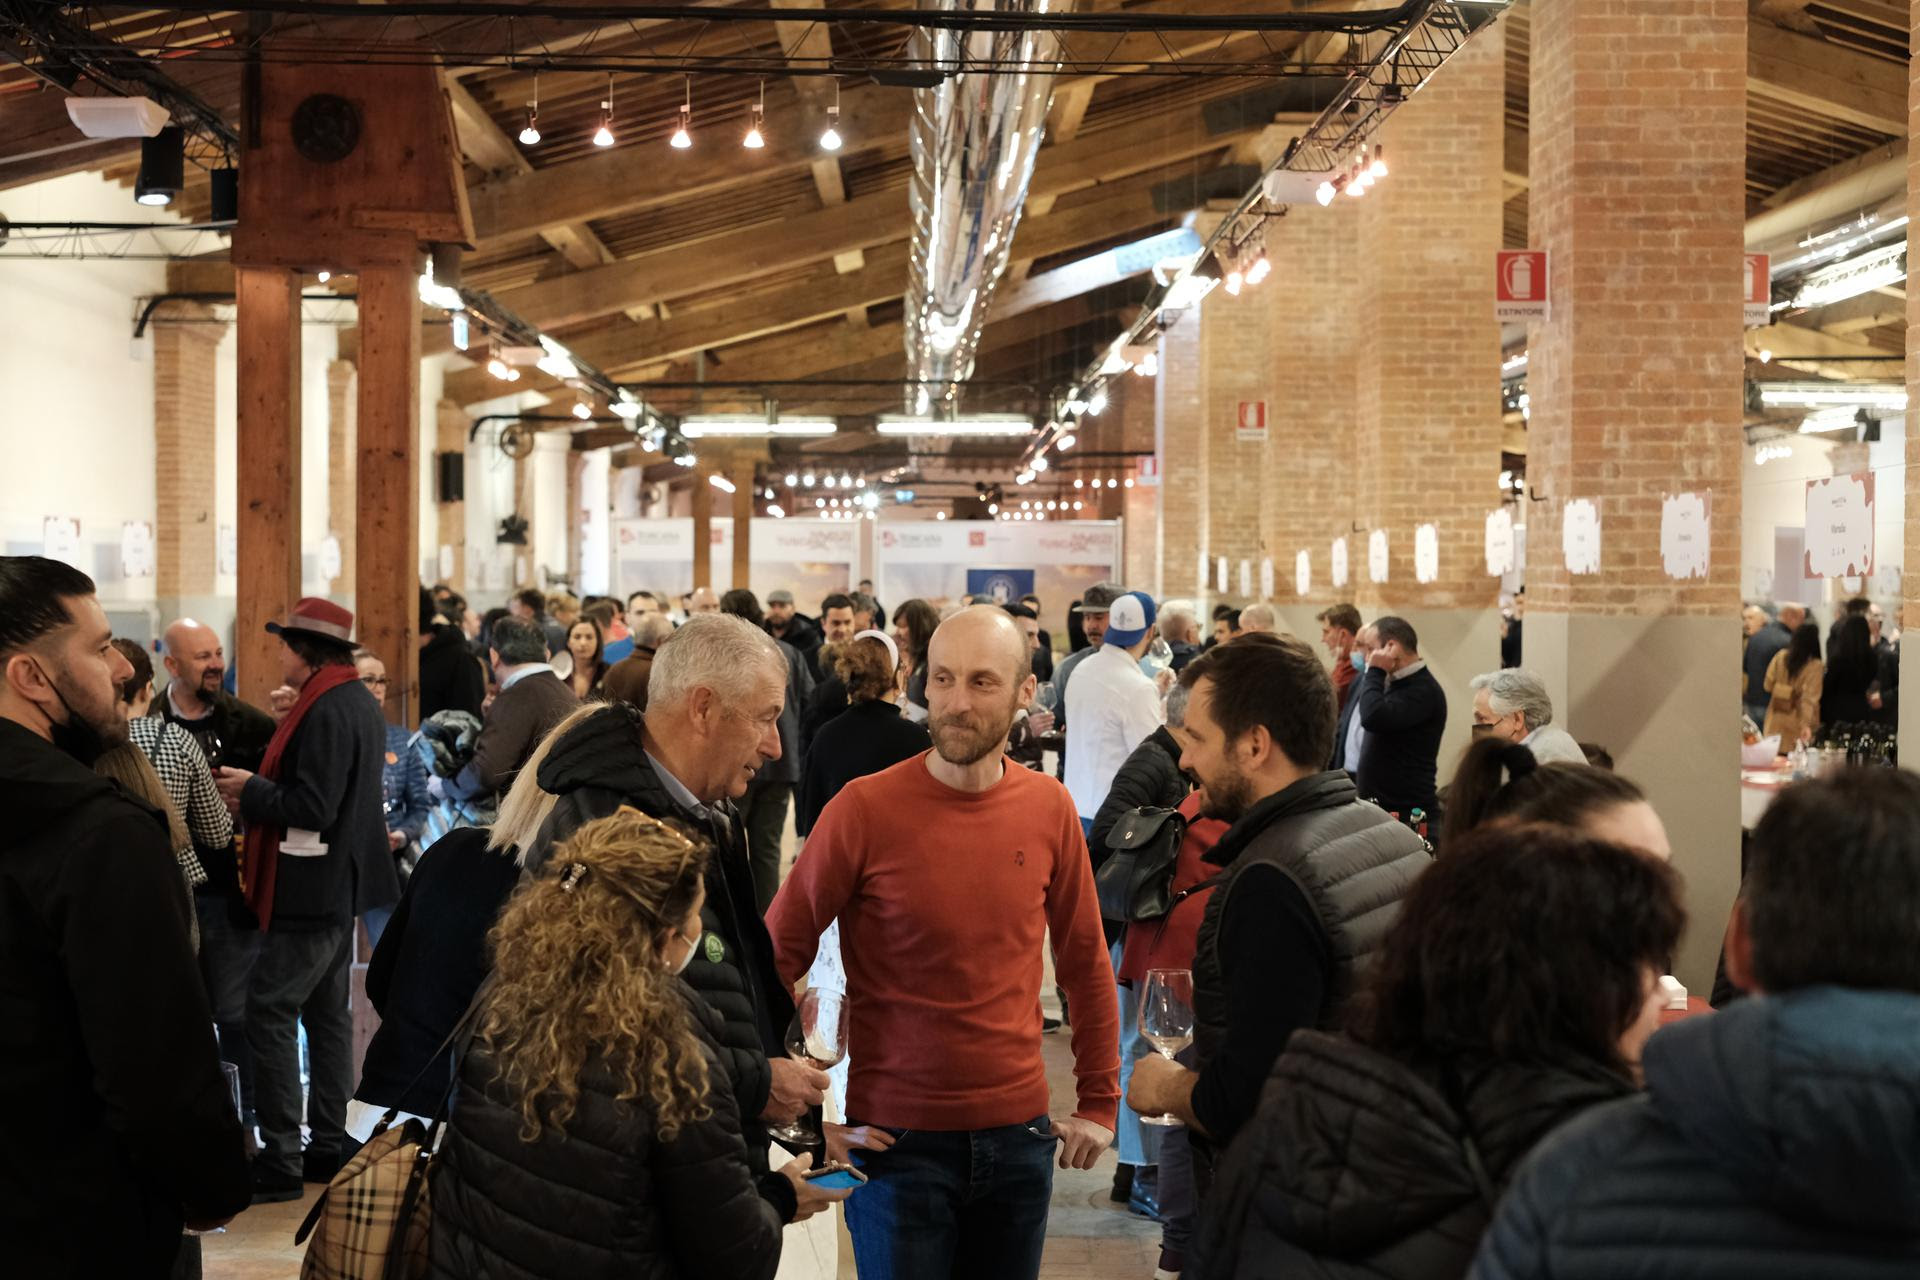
[1139,969,1194,1126]
[767,987,847,1147]
[1034,682,1058,714]
[1147,636,1173,668]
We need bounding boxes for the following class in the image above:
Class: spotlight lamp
[518,75,541,146]
[592,75,616,148]
[820,78,844,152]
[744,81,766,150]
[670,77,693,149]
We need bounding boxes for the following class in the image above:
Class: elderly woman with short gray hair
[1470,667,1587,765]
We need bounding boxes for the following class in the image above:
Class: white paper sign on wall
[1484,507,1515,577]
[1260,556,1275,599]
[439,544,456,580]
[1331,537,1350,588]
[1216,555,1229,594]
[1414,524,1440,584]
[1367,529,1389,584]
[1659,490,1712,580]
[1562,498,1602,576]
[319,534,343,583]
[42,517,81,567]
[119,521,155,579]
[1198,550,1210,591]
[1238,559,1252,598]
[1803,472,1875,578]
[218,524,238,577]
[1294,550,1311,597]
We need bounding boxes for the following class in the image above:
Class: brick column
[153,304,226,622]
[327,359,357,599]
[1154,304,1209,607]
[1201,283,1271,610]
[1526,0,1745,988]
[1252,205,1361,641]
[1349,12,1505,763]
[1111,379,1159,593]
[435,399,467,591]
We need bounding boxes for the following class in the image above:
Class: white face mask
[671,925,703,976]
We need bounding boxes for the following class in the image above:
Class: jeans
[847,1116,1058,1280]
[195,893,263,1116]
[740,778,793,914]
[1113,941,1162,1169]
[247,925,353,1178]
[1156,1045,1200,1262]
[362,905,393,954]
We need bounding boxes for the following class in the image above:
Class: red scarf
[242,664,361,931]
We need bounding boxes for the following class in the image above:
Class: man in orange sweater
[768,606,1119,1280]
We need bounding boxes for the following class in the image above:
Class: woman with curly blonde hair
[429,808,841,1279]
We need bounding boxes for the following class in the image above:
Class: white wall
[0,172,177,619]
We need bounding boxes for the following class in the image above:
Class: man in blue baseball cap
[1063,590,1164,835]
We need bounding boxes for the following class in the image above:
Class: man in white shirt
[1064,591,1165,837]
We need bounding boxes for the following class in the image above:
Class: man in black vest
[1126,632,1429,1191]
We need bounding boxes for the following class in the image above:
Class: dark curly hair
[1351,822,1684,1076]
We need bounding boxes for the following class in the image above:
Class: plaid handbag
[296,982,491,1280]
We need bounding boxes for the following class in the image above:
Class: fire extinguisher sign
[1495,250,1549,321]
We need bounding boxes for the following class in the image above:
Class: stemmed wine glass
[1034,682,1058,715]
[1139,969,1194,1126]
[767,987,848,1147]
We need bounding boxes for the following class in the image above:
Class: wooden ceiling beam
[1747,21,1905,136]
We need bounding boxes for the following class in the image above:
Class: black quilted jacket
[429,984,792,1280]
[526,704,794,1171]
[1195,1030,1632,1280]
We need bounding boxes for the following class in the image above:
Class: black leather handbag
[1094,805,1188,924]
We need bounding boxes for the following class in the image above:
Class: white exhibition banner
[1238,559,1252,598]
[1331,537,1350,588]
[872,521,1123,624]
[1485,507,1515,577]
[1367,529,1389,584]
[1414,524,1440,585]
[1294,550,1311,597]
[1659,490,1712,581]
[1562,498,1602,576]
[1803,473,1875,579]
[119,521,155,580]
[42,516,81,567]
[613,517,867,598]
[1260,556,1275,599]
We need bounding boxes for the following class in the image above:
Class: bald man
[768,606,1120,1280]
[158,618,277,1138]
[688,586,721,616]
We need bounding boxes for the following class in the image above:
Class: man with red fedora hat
[213,597,390,1202]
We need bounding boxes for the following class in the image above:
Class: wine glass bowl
[1139,969,1194,1127]
[768,988,847,1147]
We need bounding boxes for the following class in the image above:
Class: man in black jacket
[1127,633,1428,1192]
[765,588,823,673]
[212,598,388,1201]
[723,590,817,912]
[1352,615,1448,821]
[419,584,485,719]
[0,557,250,1273]
[527,614,827,1171]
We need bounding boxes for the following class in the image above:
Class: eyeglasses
[361,675,390,688]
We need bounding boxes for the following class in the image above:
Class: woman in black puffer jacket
[1195,822,1685,1280]
[430,809,844,1280]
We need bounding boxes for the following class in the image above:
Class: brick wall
[327,359,357,597]
[1156,305,1209,599]
[1525,0,1743,616]
[1201,282,1272,600]
[1353,12,1506,614]
[153,305,225,600]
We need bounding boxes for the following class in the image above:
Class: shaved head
[161,618,225,706]
[924,606,1036,767]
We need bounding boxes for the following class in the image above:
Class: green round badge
[703,934,726,965]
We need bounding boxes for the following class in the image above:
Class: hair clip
[560,862,589,892]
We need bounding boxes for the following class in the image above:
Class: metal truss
[0,219,235,261]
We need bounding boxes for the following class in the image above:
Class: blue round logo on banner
[981,573,1020,603]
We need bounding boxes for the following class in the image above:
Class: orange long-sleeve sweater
[767,752,1120,1132]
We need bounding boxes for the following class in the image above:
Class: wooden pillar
[732,456,755,591]
[435,399,467,591]
[354,262,424,728]
[692,471,714,588]
[235,266,303,709]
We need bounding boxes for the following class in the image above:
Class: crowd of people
[1741,596,1899,744]
[5,551,1918,1280]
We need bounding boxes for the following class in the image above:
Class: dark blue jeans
[847,1115,1058,1280]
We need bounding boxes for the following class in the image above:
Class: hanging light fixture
[1316,179,1337,207]
[1369,144,1388,179]
[518,75,541,145]
[670,76,693,149]
[1246,253,1271,286]
[820,78,843,152]
[592,75,615,148]
[572,399,593,421]
[743,80,766,150]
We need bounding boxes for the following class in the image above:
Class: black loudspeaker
[209,167,239,222]
[437,451,465,502]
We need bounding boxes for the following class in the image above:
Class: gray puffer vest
[1192,771,1430,1073]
